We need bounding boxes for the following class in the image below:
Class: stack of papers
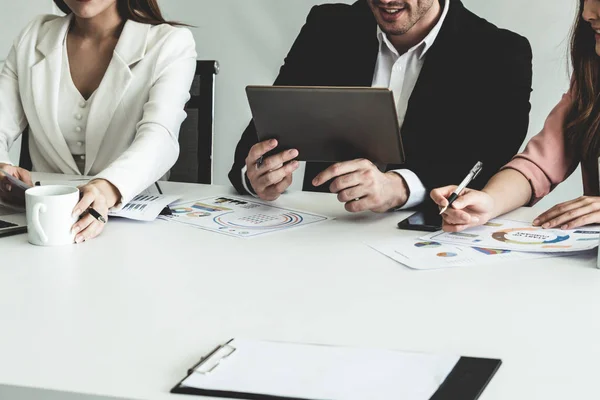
[370,219,599,270]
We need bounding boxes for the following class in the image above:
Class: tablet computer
[246,86,406,164]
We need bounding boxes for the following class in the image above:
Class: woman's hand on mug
[430,186,495,232]
[71,179,120,244]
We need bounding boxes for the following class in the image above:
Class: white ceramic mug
[25,185,79,246]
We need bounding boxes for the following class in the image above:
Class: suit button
[80,155,85,160]
[79,101,86,108]
[77,141,84,147]
[75,114,83,120]
[75,127,82,133]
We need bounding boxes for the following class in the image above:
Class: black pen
[439,161,483,215]
[88,208,107,224]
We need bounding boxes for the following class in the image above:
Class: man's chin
[378,23,410,36]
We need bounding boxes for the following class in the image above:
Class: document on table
[159,195,330,238]
[172,338,466,400]
[110,193,180,221]
[369,236,557,270]
[421,219,600,253]
[36,179,178,221]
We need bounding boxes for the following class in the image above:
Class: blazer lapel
[402,0,462,138]
[84,20,150,174]
[31,15,80,174]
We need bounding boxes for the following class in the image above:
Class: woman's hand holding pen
[71,179,120,244]
[431,186,495,232]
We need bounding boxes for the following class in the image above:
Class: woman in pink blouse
[431,0,600,232]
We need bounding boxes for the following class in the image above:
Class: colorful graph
[473,247,511,255]
[492,227,570,246]
[436,252,458,258]
[414,241,442,248]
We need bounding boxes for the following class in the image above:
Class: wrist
[385,171,409,209]
[90,179,121,208]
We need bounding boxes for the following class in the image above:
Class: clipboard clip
[190,343,237,375]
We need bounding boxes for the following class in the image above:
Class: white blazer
[0,14,197,204]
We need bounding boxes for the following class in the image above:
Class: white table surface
[1,174,599,400]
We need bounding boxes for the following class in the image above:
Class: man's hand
[312,159,408,212]
[245,139,299,201]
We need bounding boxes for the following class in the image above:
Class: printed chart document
[159,195,330,238]
[422,219,600,253]
[110,193,180,221]
[369,236,557,270]
[173,338,462,400]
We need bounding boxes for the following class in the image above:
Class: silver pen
[439,161,483,215]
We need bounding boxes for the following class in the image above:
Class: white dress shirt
[372,0,450,209]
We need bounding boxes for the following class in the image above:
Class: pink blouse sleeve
[501,92,579,205]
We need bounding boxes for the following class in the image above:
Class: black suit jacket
[229,0,532,207]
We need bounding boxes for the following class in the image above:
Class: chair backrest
[19,60,219,185]
[169,60,219,184]
[19,127,32,171]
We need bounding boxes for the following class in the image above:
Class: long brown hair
[565,0,600,162]
[53,0,183,26]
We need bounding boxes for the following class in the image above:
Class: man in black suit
[229,0,532,213]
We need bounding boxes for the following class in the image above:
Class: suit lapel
[84,20,149,174]
[31,15,80,174]
[401,0,462,142]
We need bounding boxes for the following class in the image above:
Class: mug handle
[32,203,48,244]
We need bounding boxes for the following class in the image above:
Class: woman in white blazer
[0,0,196,243]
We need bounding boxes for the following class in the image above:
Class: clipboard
[171,339,501,400]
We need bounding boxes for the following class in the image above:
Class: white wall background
[0,0,583,209]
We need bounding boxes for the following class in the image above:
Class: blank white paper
[180,339,459,400]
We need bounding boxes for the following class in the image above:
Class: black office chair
[170,60,219,184]
[18,128,32,171]
[18,60,219,184]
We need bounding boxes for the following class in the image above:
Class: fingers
[72,202,109,244]
[558,211,600,230]
[534,197,587,227]
[430,186,458,207]
[449,190,481,211]
[73,190,94,219]
[259,149,298,172]
[441,208,479,225]
[313,159,371,187]
[255,161,299,191]
[337,184,366,203]
[261,175,294,201]
[17,169,33,186]
[442,222,472,233]
[536,200,600,229]
[247,139,278,165]
[329,172,362,194]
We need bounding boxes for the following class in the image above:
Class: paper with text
[421,219,600,253]
[369,236,558,270]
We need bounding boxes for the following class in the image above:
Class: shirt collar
[376,0,450,60]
